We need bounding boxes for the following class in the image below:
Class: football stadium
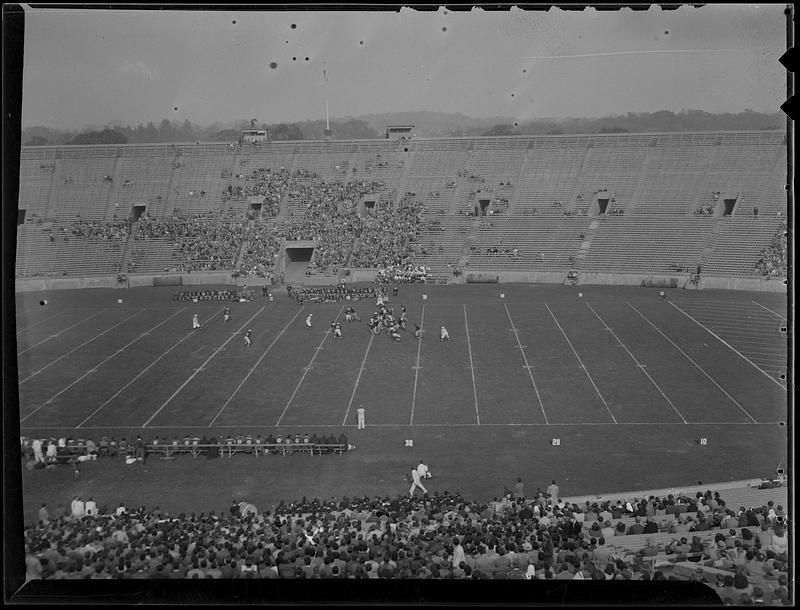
[7,5,791,604]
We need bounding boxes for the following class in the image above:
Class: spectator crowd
[754,219,787,277]
[71,218,131,240]
[22,477,789,600]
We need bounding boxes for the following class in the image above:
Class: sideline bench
[143,441,348,459]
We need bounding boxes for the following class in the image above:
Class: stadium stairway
[118,222,136,272]
[163,149,181,216]
[44,156,62,220]
[573,217,601,268]
[508,152,532,213]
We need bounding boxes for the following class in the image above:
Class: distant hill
[22,109,785,146]
[351,111,515,138]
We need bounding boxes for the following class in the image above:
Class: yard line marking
[17,309,109,355]
[16,311,66,336]
[209,307,305,426]
[341,333,376,426]
[586,303,688,424]
[19,309,143,383]
[409,304,426,426]
[545,304,617,424]
[628,303,758,424]
[276,305,345,427]
[21,420,780,430]
[142,307,266,428]
[77,309,224,428]
[463,305,481,425]
[21,309,185,425]
[750,301,785,318]
[504,303,548,424]
[670,302,787,390]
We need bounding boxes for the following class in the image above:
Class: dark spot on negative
[360,41,364,45]
[293,57,297,61]
[664,30,669,35]
[269,62,278,69]
[291,23,297,29]
[305,57,310,61]
[174,107,178,111]
[232,20,237,24]
[522,69,527,74]
[441,26,447,32]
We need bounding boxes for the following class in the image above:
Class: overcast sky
[20,4,787,130]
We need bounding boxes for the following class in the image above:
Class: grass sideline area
[13,283,788,524]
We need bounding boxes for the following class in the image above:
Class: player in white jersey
[333,323,342,339]
[192,314,201,329]
[224,307,231,323]
[306,313,313,328]
[440,326,450,341]
[244,329,252,347]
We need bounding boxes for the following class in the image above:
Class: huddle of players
[367,303,407,341]
[330,302,450,343]
[197,293,450,347]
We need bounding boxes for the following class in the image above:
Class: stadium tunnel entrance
[722,197,737,216]
[284,245,315,283]
[18,209,26,225]
[361,197,377,216]
[286,247,314,263]
[132,204,147,222]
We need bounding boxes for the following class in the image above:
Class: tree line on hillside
[22,109,783,146]
[22,118,380,146]
[482,109,783,137]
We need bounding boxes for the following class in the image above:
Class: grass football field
[13,283,788,523]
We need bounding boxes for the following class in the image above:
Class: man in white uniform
[357,407,366,430]
[409,464,428,497]
[440,326,450,342]
[306,313,313,328]
[32,438,44,464]
[192,314,201,329]
[416,461,431,480]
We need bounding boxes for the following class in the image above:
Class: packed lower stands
[22,465,788,597]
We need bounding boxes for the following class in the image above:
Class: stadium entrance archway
[362,197,377,216]
[597,197,610,215]
[132,205,147,222]
[284,244,315,283]
[248,195,265,218]
[286,247,314,263]
[722,197,737,216]
[18,209,26,225]
[477,198,491,216]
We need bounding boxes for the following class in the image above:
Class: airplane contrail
[521,49,739,60]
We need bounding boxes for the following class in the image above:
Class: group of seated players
[287,285,378,305]
[22,482,789,603]
[172,289,238,302]
[20,431,349,465]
